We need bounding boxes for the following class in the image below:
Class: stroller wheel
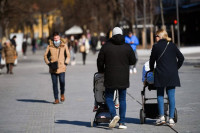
[174,108,178,123]
[140,109,145,124]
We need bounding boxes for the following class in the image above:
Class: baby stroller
[91,72,112,127]
[140,70,178,124]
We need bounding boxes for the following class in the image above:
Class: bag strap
[157,42,169,61]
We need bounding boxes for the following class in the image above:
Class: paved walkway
[0,47,200,133]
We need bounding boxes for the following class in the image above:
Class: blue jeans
[157,87,175,118]
[51,73,65,100]
[105,88,127,124]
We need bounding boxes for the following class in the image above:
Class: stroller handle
[145,70,153,78]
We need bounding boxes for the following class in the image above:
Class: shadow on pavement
[17,99,52,104]
[55,120,90,127]
[126,117,155,125]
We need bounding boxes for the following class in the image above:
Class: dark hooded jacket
[97,34,136,89]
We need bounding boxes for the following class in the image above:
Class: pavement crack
[127,92,142,105]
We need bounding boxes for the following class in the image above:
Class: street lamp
[176,0,180,48]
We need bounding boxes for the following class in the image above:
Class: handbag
[79,45,85,53]
[14,58,18,66]
[49,48,60,70]
[1,58,5,65]
[50,61,58,70]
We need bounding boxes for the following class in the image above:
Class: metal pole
[176,0,180,48]
[150,0,154,47]
[134,0,138,35]
[143,0,147,49]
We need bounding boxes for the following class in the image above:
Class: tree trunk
[143,0,147,49]
[159,0,165,28]
[150,0,154,48]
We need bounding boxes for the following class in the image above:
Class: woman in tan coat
[2,40,17,74]
[44,32,70,104]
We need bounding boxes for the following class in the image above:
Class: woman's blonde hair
[156,29,172,42]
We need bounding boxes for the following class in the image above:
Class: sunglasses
[155,35,160,38]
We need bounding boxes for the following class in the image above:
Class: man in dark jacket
[97,27,136,129]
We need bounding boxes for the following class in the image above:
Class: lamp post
[176,0,180,48]
[143,0,147,49]
[134,0,138,35]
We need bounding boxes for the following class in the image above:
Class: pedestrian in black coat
[149,29,184,126]
[150,35,184,87]
[97,31,136,89]
[97,27,136,129]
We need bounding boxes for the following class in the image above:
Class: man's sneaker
[130,69,133,74]
[119,123,127,129]
[133,68,137,73]
[168,118,175,127]
[115,104,119,109]
[109,116,120,128]
[156,116,166,126]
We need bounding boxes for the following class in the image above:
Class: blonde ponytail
[166,37,172,42]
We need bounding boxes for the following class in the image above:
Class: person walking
[79,35,90,65]
[10,35,17,48]
[44,32,70,104]
[125,31,139,74]
[91,32,98,54]
[0,39,3,74]
[97,27,136,129]
[2,40,17,74]
[32,38,37,54]
[149,29,184,126]
[68,35,77,65]
[22,38,27,58]
[0,39,2,63]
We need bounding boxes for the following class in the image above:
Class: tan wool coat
[44,39,70,74]
[2,44,17,64]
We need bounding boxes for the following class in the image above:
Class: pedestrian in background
[22,38,27,58]
[2,40,17,74]
[68,35,77,65]
[32,38,37,54]
[99,32,106,46]
[10,35,17,48]
[0,39,2,74]
[0,38,2,63]
[97,27,136,129]
[125,31,139,74]
[150,29,184,126]
[79,35,90,65]
[91,32,98,54]
[44,32,70,104]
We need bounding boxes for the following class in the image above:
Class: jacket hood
[110,34,125,45]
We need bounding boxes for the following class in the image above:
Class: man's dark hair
[128,31,133,34]
[53,32,60,36]
[12,35,17,39]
